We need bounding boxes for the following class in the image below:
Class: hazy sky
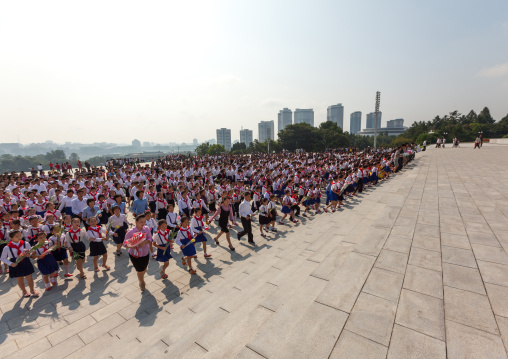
[1,0,507,144]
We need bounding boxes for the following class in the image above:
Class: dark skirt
[219,219,229,233]
[9,257,35,278]
[112,226,126,245]
[157,208,168,220]
[259,215,271,225]
[281,205,292,214]
[70,242,86,259]
[194,233,207,243]
[100,213,110,225]
[52,248,68,261]
[129,254,150,272]
[180,238,197,257]
[37,254,59,275]
[156,247,172,262]
[209,201,217,212]
[149,201,156,213]
[89,241,107,256]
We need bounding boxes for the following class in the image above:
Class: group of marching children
[0,149,405,297]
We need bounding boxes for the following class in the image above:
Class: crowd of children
[0,145,416,296]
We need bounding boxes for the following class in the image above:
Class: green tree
[46,150,66,161]
[231,142,246,152]
[278,123,320,151]
[477,107,495,124]
[195,142,211,156]
[318,121,343,133]
[69,153,80,163]
[207,144,226,155]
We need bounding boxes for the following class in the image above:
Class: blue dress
[178,229,197,257]
[156,246,172,262]
[194,227,207,243]
[37,252,59,275]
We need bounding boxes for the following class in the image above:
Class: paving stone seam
[446,154,507,356]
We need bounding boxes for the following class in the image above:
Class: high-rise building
[387,118,404,128]
[193,138,198,145]
[258,121,275,142]
[327,104,344,129]
[366,112,382,129]
[350,111,362,134]
[216,128,231,151]
[294,109,314,126]
[240,129,253,146]
[278,108,292,133]
[132,139,141,148]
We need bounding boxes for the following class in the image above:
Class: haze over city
[1,0,507,144]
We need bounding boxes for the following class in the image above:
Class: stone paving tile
[330,330,388,359]
[374,249,408,274]
[387,324,446,359]
[382,235,412,254]
[362,267,404,303]
[395,289,445,341]
[403,264,443,299]
[316,252,375,313]
[441,245,477,268]
[345,292,397,346]
[412,233,441,252]
[467,229,502,247]
[472,243,508,265]
[477,260,508,287]
[441,232,471,249]
[446,320,508,359]
[442,262,486,295]
[444,286,499,335]
[408,247,442,272]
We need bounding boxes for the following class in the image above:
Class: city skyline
[1,1,507,144]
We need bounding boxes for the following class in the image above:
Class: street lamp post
[374,91,381,151]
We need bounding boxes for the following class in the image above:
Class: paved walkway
[1,143,508,358]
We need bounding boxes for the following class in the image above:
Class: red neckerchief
[69,228,80,242]
[38,242,49,254]
[180,227,192,240]
[157,229,169,243]
[194,215,204,228]
[7,240,24,256]
[47,209,57,217]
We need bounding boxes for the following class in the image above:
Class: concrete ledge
[489,138,508,144]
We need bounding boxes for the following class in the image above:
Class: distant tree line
[0,151,105,173]
[400,107,508,144]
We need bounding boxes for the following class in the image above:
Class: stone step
[315,251,376,313]
[310,242,354,281]
[246,275,328,358]
[259,257,318,312]
[273,301,349,359]
[201,306,274,359]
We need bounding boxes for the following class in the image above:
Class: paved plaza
[1,143,508,358]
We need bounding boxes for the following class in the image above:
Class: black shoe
[248,240,255,245]
[237,234,242,240]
